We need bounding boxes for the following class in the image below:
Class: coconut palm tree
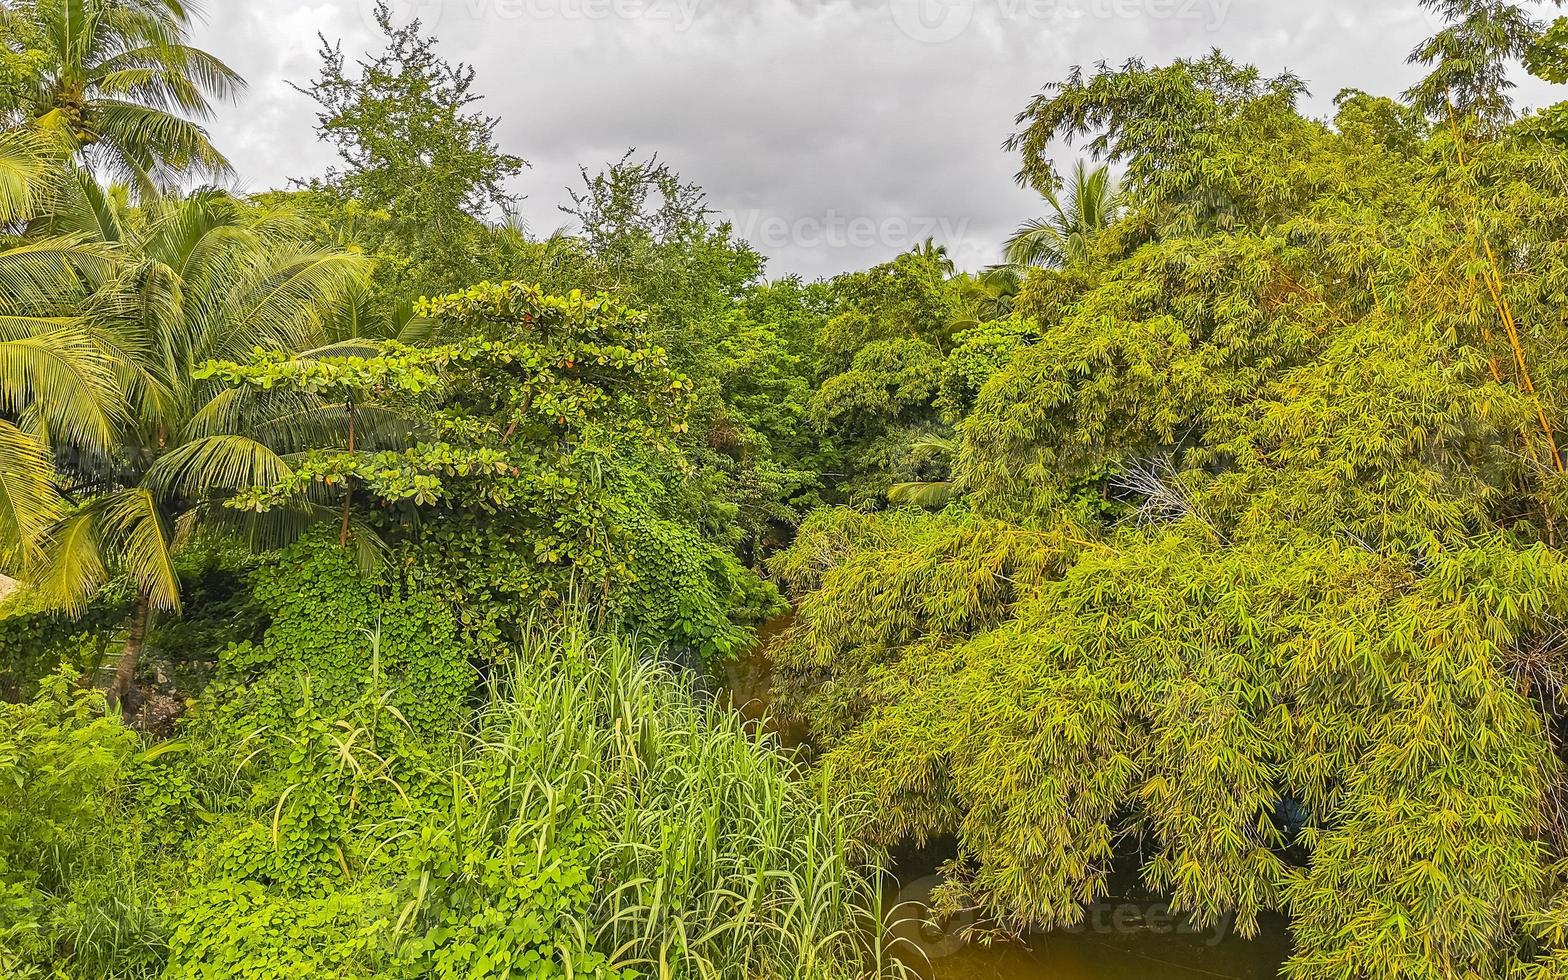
[1002,160,1121,270]
[887,433,960,509]
[2,0,243,196]
[948,266,1024,331]
[31,187,374,707]
[962,161,1120,323]
[0,129,121,572]
[916,236,956,276]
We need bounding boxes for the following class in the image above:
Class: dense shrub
[2,626,891,979]
[213,534,475,738]
[0,672,157,978]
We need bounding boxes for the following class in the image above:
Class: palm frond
[32,509,107,616]
[0,236,116,309]
[0,323,124,454]
[0,129,64,228]
[98,487,180,612]
[39,168,129,243]
[0,419,63,575]
[143,433,295,498]
[216,249,371,359]
[1003,160,1122,270]
[887,481,956,509]
[87,99,233,191]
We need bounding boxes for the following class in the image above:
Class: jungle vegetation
[6,0,1568,978]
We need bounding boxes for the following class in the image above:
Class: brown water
[722,611,811,749]
[726,614,1291,980]
[885,882,1290,980]
[914,930,1287,980]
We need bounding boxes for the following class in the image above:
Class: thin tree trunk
[111,596,150,712]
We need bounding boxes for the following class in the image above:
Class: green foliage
[935,317,1037,422]
[215,534,473,738]
[1406,0,1549,128]
[18,6,1568,980]
[0,0,243,194]
[293,2,525,300]
[401,497,780,663]
[470,629,889,980]
[165,685,439,980]
[0,544,265,703]
[770,46,1568,980]
[778,523,1568,976]
[0,670,142,977]
[767,508,1083,743]
[563,153,766,358]
[809,338,944,440]
[615,509,782,658]
[975,54,1568,546]
[557,155,813,558]
[400,794,614,980]
[1527,15,1568,84]
[165,879,403,980]
[9,624,890,979]
[817,251,959,371]
[209,281,772,661]
[0,588,126,700]
[806,249,966,505]
[4,184,374,710]
[685,294,824,552]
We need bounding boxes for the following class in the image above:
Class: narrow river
[724,614,1291,980]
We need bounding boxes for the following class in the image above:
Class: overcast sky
[188,0,1563,280]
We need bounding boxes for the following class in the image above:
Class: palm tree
[887,433,960,510]
[949,266,1023,331]
[916,236,956,277]
[0,129,121,572]
[1001,160,1121,270]
[960,161,1120,324]
[31,187,372,707]
[2,0,244,196]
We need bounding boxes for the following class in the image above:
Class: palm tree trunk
[111,596,150,711]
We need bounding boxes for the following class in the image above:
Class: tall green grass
[7,627,906,979]
[443,628,899,980]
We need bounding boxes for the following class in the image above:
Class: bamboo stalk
[1480,240,1564,472]
[1446,102,1566,479]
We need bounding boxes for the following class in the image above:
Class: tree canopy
[10,2,1568,979]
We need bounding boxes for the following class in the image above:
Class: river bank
[726,613,1293,980]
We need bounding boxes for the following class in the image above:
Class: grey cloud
[192,0,1566,280]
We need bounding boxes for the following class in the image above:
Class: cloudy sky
[188,0,1562,280]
